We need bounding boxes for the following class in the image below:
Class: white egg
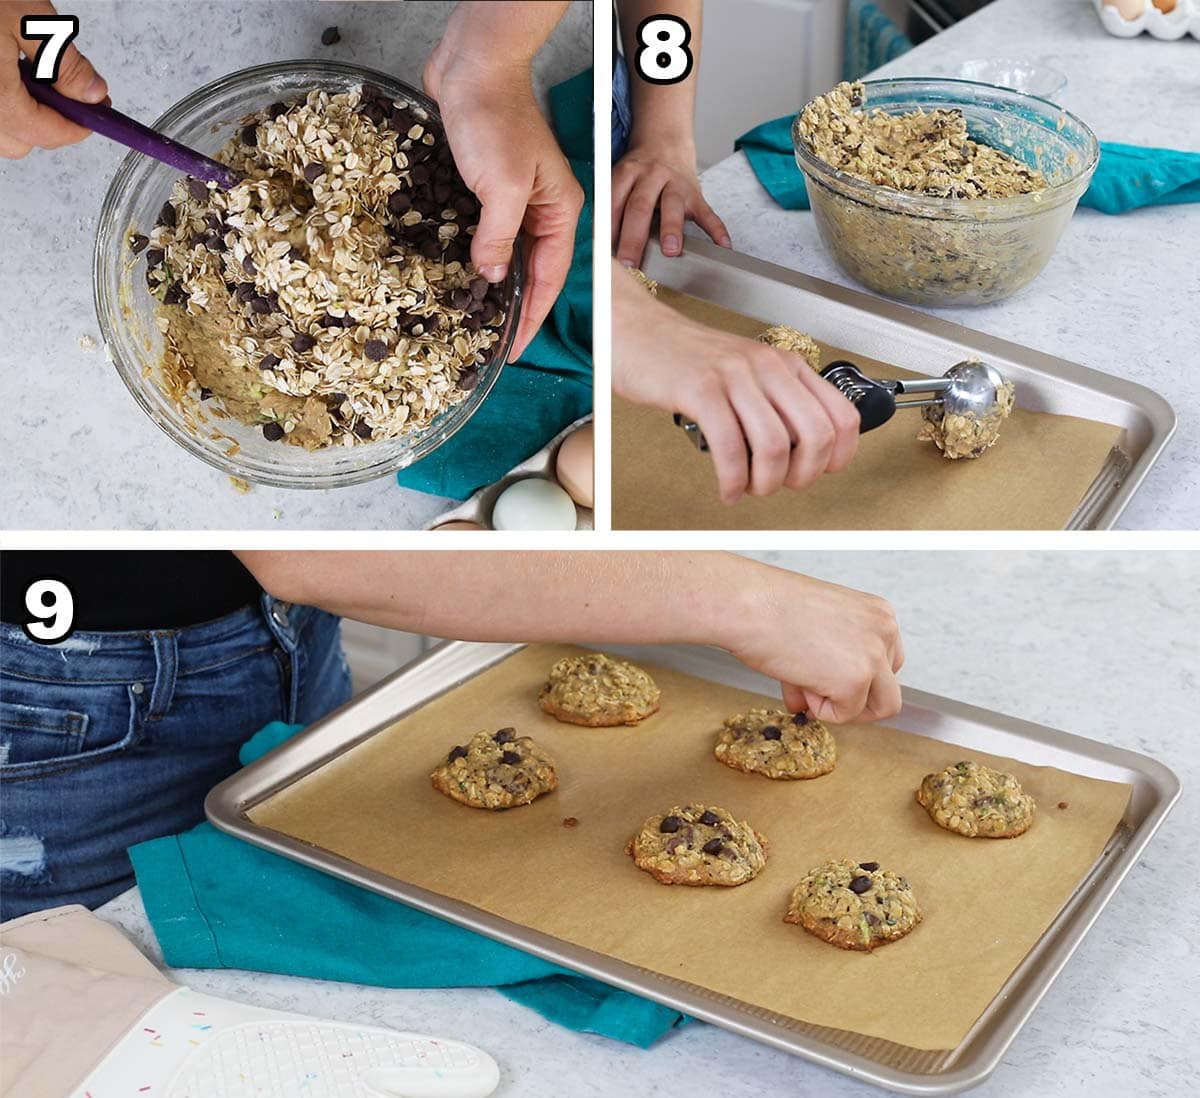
[491,477,578,531]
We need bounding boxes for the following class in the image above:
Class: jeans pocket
[0,703,88,766]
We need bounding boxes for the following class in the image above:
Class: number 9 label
[634,16,694,86]
[23,578,75,644]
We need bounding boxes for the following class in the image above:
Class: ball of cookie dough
[627,267,658,296]
[757,324,822,372]
[539,652,661,727]
[916,760,1036,838]
[714,708,835,780]
[627,804,768,886]
[430,727,558,810]
[784,859,921,951]
[918,377,1015,460]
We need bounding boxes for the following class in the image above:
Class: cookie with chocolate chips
[430,727,557,810]
[538,652,661,727]
[714,707,836,780]
[916,760,1036,838]
[627,804,767,886]
[784,859,921,950]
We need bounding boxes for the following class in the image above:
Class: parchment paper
[612,289,1126,530]
[249,645,1132,1051]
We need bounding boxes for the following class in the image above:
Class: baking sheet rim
[206,640,1181,1095]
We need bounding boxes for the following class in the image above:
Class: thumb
[796,686,861,725]
[781,682,814,715]
[52,44,107,104]
[470,182,527,283]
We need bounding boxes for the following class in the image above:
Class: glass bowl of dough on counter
[95,60,521,489]
[791,77,1099,307]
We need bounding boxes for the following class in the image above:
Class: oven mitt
[129,721,689,1050]
[0,906,502,1098]
[734,114,1200,215]
[394,67,594,501]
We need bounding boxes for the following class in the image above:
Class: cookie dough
[799,82,1048,200]
[628,267,659,296]
[430,727,557,810]
[917,760,1036,838]
[137,84,507,450]
[714,708,836,780]
[918,375,1016,460]
[758,325,822,372]
[539,653,661,727]
[627,804,768,886]
[784,859,921,951]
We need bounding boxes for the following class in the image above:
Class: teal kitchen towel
[844,0,913,82]
[129,721,687,1049]
[735,114,1200,216]
[395,67,594,501]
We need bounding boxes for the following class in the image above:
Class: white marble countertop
[97,549,1198,1097]
[0,1,591,530]
[697,0,1200,530]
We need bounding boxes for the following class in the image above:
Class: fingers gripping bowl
[95,61,521,489]
[791,78,1100,307]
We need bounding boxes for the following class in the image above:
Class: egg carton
[425,414,593,530]
[1092,0,1200,39]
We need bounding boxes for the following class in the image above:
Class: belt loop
[147,631,179,721]
[262,594,302,722]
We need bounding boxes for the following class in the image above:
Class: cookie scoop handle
[18,58,241,189]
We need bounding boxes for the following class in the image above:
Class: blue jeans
[0,595,351,920]
[612,54,632,161]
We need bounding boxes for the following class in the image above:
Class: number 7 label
[20,14,80,83]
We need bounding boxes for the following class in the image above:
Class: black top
[1,551,263,632]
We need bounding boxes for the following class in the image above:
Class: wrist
[624,127,697,168]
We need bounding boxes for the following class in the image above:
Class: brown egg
[432,520,485,531]
[1111,0,1147,17]
[1152,0,1176,11]
[555,423,594,508]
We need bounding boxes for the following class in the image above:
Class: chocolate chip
[241,254,256,275]
[587,662,599,674]
[388,191,412,215]
[145,247,164,268]
[291,332,316,353]
[259,353,281,370]
[865,912,880,926]
[268,101,288,120]
[203,231,226,252]
[702,838,724,855]
[563,817,579,828]
[411,163,431,185]
[420,239,441,261]
[240,124,258,147]
[849,93,863,108]
[444,241,464,265]
[391,107,413,132]
[1058,801,1069,810]
[250,295,272,314]
[287,246,304,262]
[162,282,187,306]
[363,339,388,361]
[463,313,482,333]
[761,725,782,740]
[433,180,452,204]
[262,421,284,441]
[129,233,149,254]
[659,815,682,834]
[698,810,720,826]
[447,744,468,762]
[469,277,488,301]
[303,162,325,183]
[858,862,880,872]
[500,750,521,765]
[449,287,473,311]
[454,195,477,219]
[188,232,205,249]
[353,421,373,439]
[234,282,256,303]
[199,387,212,400]
[186,177,209,202]
[457,366,479,392]
[320,25,340,45]
[849,876,872,894]
[792,712,809,726]
[493,728,516,744]
[361,82,385,103]
[157,202,177,228]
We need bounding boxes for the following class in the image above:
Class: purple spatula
[19,58,241,189]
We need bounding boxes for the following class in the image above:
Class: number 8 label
[634,16,694,86]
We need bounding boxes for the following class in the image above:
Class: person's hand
[613,264,860,504]
[612,140,729,268]
[0,0,108,158]
[424,52,582,362]
[724,564,904,724]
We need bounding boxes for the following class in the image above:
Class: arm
[0,0,108,158]
[424,2,583,360]
[612,0,728,265]
[612,260,860,504]
[237,550,903,724]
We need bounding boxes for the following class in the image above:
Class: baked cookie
[784,859,921,951]
[714,707,836,780]
[916,760,1036,838]
[539,652,661,727]
[627,804,767,886]
[758,324,822,371]
[430,727,557,810]
[628,267,659,296]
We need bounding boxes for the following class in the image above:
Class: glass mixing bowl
[95,60,521,489]
[792,78,1099,307]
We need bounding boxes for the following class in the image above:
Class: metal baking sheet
[206,640,1179,1094]
[639,239,1175,529]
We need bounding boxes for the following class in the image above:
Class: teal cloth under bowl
[129,721,689,1048]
